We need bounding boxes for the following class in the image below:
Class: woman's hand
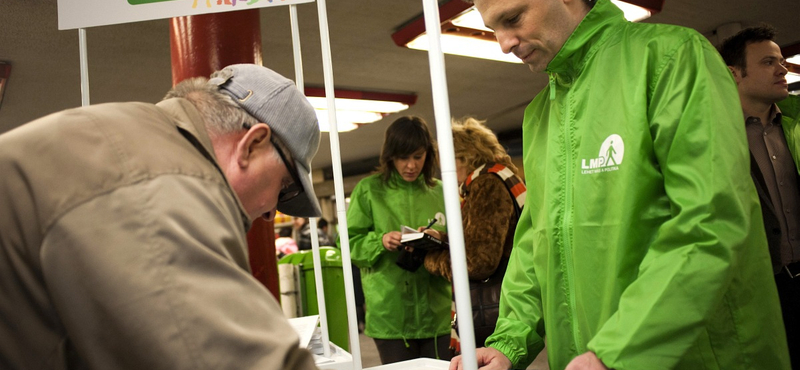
[382,231,403,252]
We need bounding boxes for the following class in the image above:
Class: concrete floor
[356,333,382,368]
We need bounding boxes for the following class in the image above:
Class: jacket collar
[389,169,427,188]
[156,98,217,161]
[546,0,626,78]
[156,97,252,231]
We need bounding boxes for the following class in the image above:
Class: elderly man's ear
[235,123,273,168]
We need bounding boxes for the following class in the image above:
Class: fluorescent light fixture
[304,88,417,133]
[787,55,800,65]
[453,2,652,26]
[450,7,491,32]
[392,0,663,64]
[407,33,521,64]
[610,0,652,22]
[306,97,409,114]
[315,110,373,133]
[787,72,800,85]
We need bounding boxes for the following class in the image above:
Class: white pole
[316,0,362,368]
[290,5,333,359]
[289,5,304,91]
[420,1,477,369]
[78,28,90,107]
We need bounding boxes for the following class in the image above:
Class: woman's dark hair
[377,116,439,188]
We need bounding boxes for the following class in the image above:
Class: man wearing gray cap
[0,64,322,369]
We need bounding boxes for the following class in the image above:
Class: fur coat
[424,172,517,281]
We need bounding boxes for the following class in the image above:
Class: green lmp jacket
[346,172,451,340]
[779,94,800,171]
[485,1,790,369]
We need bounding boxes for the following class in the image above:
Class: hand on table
[449,347,512,370]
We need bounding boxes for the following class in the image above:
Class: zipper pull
[549,74,556,101]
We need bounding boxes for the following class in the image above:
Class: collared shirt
[746,105,800,270]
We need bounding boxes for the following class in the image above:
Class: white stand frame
[75,1,478,369]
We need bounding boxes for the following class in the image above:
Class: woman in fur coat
[423,117,526,352]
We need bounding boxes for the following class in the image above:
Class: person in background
[295,217,334,250]
[0,64,323,369]
[318,217,331,239]
[423,117,526,352]
[450,0,789,369]
[275,226,298,259]
[720,24,800,367]
[346,116,451,364]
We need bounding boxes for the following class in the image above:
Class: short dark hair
[719,25,777,77]
[318,218,328,229]
[377,116,439,188]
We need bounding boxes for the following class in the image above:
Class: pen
[424,218,436,230]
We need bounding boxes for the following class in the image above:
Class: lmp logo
[580,134,624,175]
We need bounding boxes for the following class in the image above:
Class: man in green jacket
[450,0,790,369]
[720,25,800,367]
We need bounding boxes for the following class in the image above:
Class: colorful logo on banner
[127,0,280,7]
[127,0,176,4]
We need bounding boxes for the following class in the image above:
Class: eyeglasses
[270,136,304,203]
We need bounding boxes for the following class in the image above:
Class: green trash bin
[278,247,349,351]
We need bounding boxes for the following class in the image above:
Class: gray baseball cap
[209,64,322,218]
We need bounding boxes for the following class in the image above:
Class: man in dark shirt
[721,25,800,367]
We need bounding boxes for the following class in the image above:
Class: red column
[170,10,280,300]
[169,10,263,86]
[246,218,279,298]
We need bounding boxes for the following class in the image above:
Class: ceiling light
[610,0,652,22]
[781,42,800,68]
[449,7,490,32]
[406,33,521,64]
[782,42,800,86]
[304,87,417,133]
[315,110,380,132]
[783,41,800,95]
[392,0,664,64]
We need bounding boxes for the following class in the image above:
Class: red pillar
[170,10,280,300]
[169,10,263,86]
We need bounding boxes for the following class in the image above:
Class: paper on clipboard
[288,315,320,350]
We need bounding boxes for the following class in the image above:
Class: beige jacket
[0,99,316,369]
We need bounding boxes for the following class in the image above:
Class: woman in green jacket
[346,116,451,364]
